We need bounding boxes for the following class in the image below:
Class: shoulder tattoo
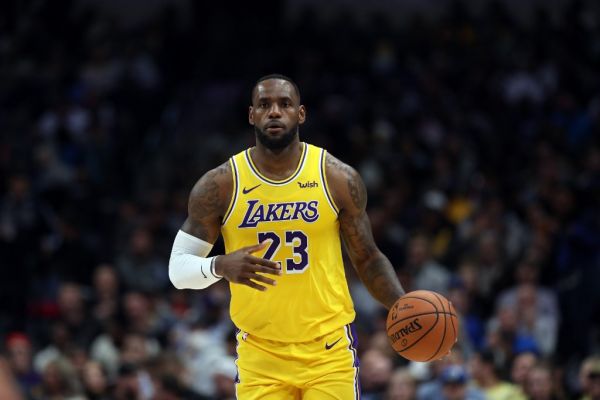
[326,154,366,210]
[189,162,230,220]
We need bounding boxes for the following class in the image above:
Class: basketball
[386,290,459,362]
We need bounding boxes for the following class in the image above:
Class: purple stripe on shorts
[346,324,361,399]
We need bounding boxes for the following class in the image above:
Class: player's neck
[251,139,303,180]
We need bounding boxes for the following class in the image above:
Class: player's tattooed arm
[180,162,280,290]
[181,162,232,243]
[326,154,405,309]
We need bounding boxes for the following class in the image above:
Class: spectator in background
[455,259,488,317]
[152,374,210,400]
[114,332,159,399]
[0,173,49,330]
[416,347,465,400]
[0,356,23,400]
[5,332,41,397]
[65,344,90,386]
[92,264,121,324]
[47,207,98,285]
[419,189,455,261]
[472,232,505,305]
[404,233,451,295]
[439,365,485,400]
[144,352,206,399]
[178,323,228,398]
[417,353,484,400]
[81,360,111,400]
[33,321,72,374]
[510,351,539,396]
[361,348,394,400]
[515,283,558,356]
[369,330,401,364]
[497,260,560,356]
[113,363,150,400]
[447,280,484,356]
[469,349,526,400]
[212,356,237,400]
[122,290,172,341]
[579,357,600,400]
[89,318,124,381]
[497,260,559,325]
[56,282,98,348]
[33,357,85,400]
[117,227,168,293]
[119,332,159,369]
[486,303,540,371]
[525,363,565,400]
[386,368,417,400]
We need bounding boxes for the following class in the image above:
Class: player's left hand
[214,241,282,291]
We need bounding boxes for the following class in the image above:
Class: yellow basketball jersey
[221,142,355,342]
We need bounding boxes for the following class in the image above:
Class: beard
[255,124,298,151]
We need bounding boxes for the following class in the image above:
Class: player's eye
[282,102,291,108]
[259,102,269,108]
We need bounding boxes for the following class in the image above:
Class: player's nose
[268,103,282,118]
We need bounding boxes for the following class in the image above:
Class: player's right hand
[214,241,281,291]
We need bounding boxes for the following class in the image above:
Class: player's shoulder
[209,160,232,179]
[324,151,361,183]
[323,151,366,211]
[189,161,233,200]
[200,160,232,183]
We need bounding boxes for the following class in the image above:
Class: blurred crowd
[1,0,600,399]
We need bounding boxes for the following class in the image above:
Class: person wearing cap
[5,332,41,397]
[440,365,485,400]
[416,363,485,400]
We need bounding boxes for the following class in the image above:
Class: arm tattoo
[329,153,404,308]
[184,162,230,241]
[360,255,404,309]
[214,162,230,175]
[339,210,376,260]
[326,154,366,209]
[326,153,353,175]
[340,211,405,309]
[347,168,366,209]
[189,175,220,220]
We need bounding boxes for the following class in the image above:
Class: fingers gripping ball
[386,290,459,362]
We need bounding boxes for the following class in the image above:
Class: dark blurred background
[1,0,599,399]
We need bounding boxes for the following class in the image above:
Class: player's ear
[248,106,255,125]
[298,105,306,125]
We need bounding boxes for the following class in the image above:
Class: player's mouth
[265,122,285,133]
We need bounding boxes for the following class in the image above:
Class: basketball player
[169,74,405,399]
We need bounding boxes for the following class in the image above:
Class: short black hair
[252,74,301,102]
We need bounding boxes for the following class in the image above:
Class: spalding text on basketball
[388,318,423,345]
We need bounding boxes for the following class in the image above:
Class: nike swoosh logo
[325,337,342,350]
[242,184,261,194]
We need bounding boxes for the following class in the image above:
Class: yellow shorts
[234,324,360,400]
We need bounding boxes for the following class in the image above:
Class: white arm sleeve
[169,230,222,289]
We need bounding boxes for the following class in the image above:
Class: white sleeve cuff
[168,230,222,289]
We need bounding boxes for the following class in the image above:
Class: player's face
[249,79,306,150]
